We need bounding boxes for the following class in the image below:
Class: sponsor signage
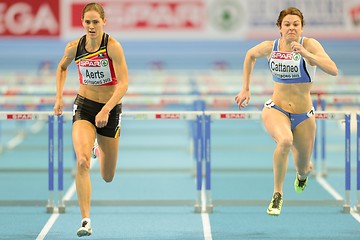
[155,113,181,119]
[0,0,60,37]
[315,113,330,119]
[7,114,34,120]
[71,1,204,30]
[220,113,246,119]
[1,0,359,39]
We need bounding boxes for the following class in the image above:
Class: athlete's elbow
[333,67,339,76]
[329,66,339,76]
[323,63,338,76]
[123,82,129,92]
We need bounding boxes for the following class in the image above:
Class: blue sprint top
[268,37,316,84]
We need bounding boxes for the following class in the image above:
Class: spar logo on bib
[271,52,301,61]
[79,60,101,67]
[271,51,293,60]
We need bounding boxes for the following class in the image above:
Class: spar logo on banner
[350,5,360,26]
[0,0,60,36]
[70,0,205,30]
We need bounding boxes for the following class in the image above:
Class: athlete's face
[82,10,106,38]
[279,14,303,41]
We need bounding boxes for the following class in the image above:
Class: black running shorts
[72,95,122,138]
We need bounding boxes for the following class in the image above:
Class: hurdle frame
[357,113,360,212]
[203,110,352,214]
[60,111,205,213]
[0,110,356,214]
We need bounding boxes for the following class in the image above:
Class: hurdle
[0,111,205,213]
[0,110,355,214]
[357,113,360,212]
[202,110,352,213]
[0,112,61,213]
[312,94,360,177]
[60,111,204,213]
[312,98,326,177]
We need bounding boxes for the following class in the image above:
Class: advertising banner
[62,0,360,40]
[0,0,60,37]
[1,0,359,39]
[63,0,209,39]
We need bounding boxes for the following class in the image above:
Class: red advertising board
[71,1,205,30]
[0,0,60,37]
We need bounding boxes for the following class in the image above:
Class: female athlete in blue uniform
[235,7,338,216]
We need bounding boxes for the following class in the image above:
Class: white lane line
[6,131,25,149]
[35,210,60,240]
[317,176,360,223]
[35,156,98,239]
[316,176,343,200]
[351,207,360,223]
[201,183,212,240]
[63,158,96,201]
[202,213,213,240]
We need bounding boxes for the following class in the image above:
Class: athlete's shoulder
[107,35,124,54]
[65,38,82,51]
[302,37,322,51]
[302,37,321,46]
[107,35,122,47]
[263,40,275,48]
[250,40,274,57]
[63,38,82,59]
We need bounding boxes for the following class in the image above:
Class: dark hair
[276,7,304,27]
[82,2,105,20]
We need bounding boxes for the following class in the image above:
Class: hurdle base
[342,205,351,213]
[321,160,327,177]
[46,197,55,214]
[46,205,54,214]
[356,204,360,212]
[194,204,202,213]
[58,201,65,213]
[58,205,66,214]
[206,204,214,213]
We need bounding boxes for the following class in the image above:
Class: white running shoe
[91,139,99,159]
[77,218,92,237]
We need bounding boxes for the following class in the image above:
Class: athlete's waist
[77,87,121,105]
[270,97,313,113]
[272,75,311,84]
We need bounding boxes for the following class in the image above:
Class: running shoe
[267,192,283,216]
[294,174,308,193]
[77,219,92,237]
[91,139,99,159]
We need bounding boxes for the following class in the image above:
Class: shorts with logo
[264,99,315,131]
[72,94,122,138]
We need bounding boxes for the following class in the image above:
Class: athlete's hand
[234,90,250,109]
[291,41,309,57]
[95,110,109,128]
[54,99,63,116]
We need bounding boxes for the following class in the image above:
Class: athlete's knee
[102,172,115,183]
[77,155,91,173]
[277,137,293,152]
